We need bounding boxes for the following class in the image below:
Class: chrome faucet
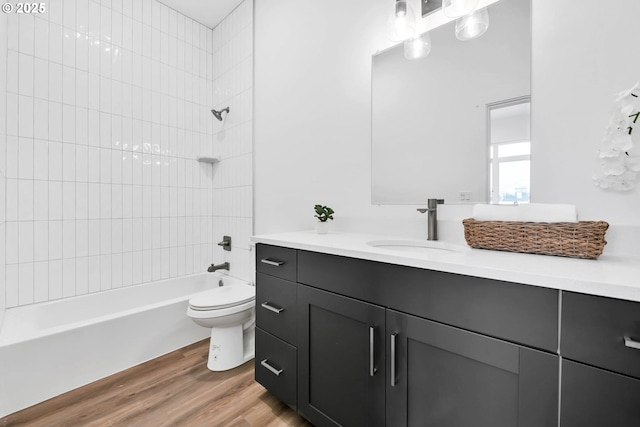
[417,198,444,241]
[208,262,230,272]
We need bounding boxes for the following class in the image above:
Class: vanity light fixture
[404,32,432,60]
[455,7,489,40]
[442,0,479,18]
[388,0,416,42]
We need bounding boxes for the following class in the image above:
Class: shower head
[211,107,230,121]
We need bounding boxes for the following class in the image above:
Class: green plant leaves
[314,204,335,222]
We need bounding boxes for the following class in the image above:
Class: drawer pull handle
[261,302,284,314]
[261,359,283,376]
[261,258,285,267]
[390,332,398,387]
[624,336,640,350]
[370,326,377,377]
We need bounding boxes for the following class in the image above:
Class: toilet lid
[189,284,255,310]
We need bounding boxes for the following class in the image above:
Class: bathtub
[0,272,251,418]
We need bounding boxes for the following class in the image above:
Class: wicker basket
[462,218,609,259]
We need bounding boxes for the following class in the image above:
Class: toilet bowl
[187,283,256,371]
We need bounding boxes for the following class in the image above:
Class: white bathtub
[0,272,251,418]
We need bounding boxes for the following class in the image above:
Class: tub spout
[207,262,230,272]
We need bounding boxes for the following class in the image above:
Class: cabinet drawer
[562,291,640,379]
[561,359,640,426]
[255,328,297,409]
[256,244,297,282]
[256,273,297,345]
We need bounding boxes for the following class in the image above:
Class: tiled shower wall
[210,1,254,283]
[1,0,253,308]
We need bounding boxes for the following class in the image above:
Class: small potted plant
[314,204,335,234]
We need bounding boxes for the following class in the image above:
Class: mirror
[371,0,531,204]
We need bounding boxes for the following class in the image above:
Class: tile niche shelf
[196,155,221,164]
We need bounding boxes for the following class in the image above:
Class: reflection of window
[488,98,531,204]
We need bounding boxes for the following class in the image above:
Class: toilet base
[206,325,255,371]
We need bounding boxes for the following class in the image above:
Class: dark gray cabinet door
[561,359,640,427]
[386,310,558,427]
[298,284,386,427]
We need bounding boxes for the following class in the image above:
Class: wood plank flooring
[1,339,312,427]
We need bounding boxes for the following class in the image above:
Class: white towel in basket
[472,203,578,223]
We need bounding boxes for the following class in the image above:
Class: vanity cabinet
[255,244,560,426]
[560,292,640,426]
[254,245,299,408]
[386,309,558,427]
[297,285,386,426]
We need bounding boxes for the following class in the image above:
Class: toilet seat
[188,284,255,311]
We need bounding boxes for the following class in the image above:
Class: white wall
[1,0,254,308]
[255,0,640,255]
[531,0,640,224]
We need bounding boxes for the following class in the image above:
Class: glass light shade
[404,33,432,60]
[442,0,479,18]
[387,0,416,42]
[455,8,489,41]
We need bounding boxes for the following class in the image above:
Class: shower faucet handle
[217,236,232,251]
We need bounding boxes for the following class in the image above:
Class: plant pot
[315,221,329,234]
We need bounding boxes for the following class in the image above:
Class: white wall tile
[6,222,19,265]
[18,95,34,137]
[34,261,49,302]
[33,180,49,220]
[76,219,88,257]
[19,14,35,55]
[18,180,34,221]
[62,141,76,180]
[76,257,89,295]
[62,28,76,67]
[48,101,63,141]
[18,262,34,305]
[62,66,76,106]
[6,93,18,136]
[49,22,63,64]
[63,0,77,30]
[18,53,34,96]
[76,34,88,71]
[33,99,49,140]
[18,221,34,263]
[49,182,63,221]
[18,137,34,179]
[34,221,49,262]
[75,182,89,220]
[88,255,100,292]
[77,0,89,34]
[62,219,76,258]
[62,258,76,297]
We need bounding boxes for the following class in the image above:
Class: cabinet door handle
[261,258,285,267]
[370,326,377,377]
[261,359,283,376]
[261,302,284,314]
[624,336,640,350]
[390,332,398,387]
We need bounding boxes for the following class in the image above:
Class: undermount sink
[366,240,465,254]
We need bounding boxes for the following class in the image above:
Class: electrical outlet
[459,191,472,201]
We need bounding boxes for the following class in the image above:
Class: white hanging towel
[472,203,578,223]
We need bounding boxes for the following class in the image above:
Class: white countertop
[251,231,640,303]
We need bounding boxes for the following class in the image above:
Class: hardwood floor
[1,339,312,427]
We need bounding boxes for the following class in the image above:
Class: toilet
[186,283,256,371]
